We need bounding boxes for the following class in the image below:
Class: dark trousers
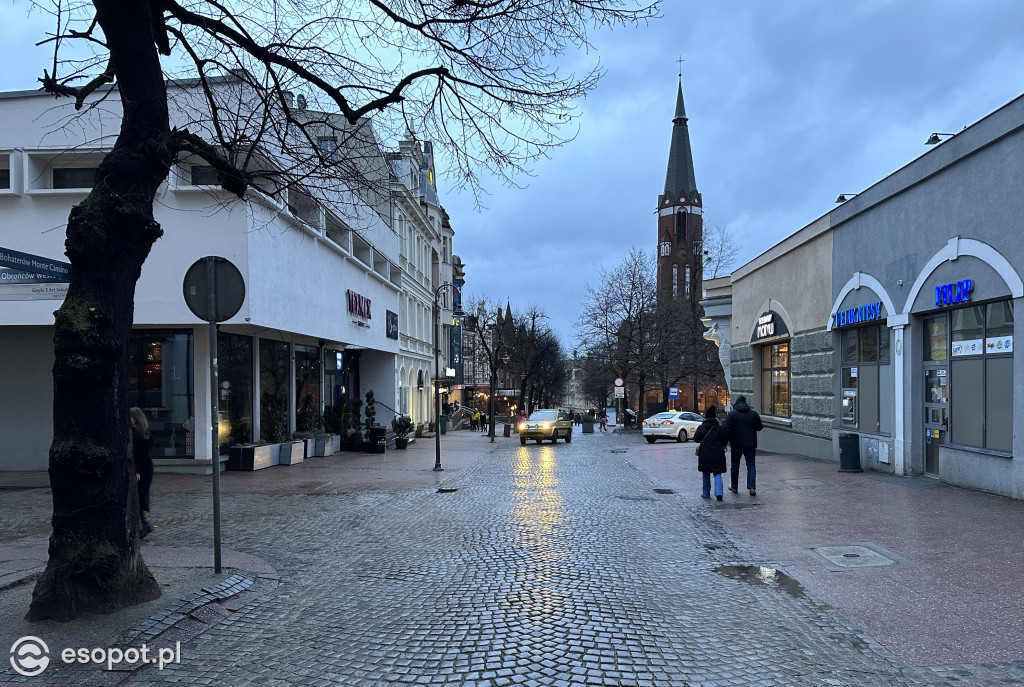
[730,445,757,490]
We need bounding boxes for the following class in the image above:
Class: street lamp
[489,352,510,443]
[432,282,457,471]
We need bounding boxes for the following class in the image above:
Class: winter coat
[722,398,763,449]
[694,418,727,475]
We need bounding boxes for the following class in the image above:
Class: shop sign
[751,311,789,342]
[386,310,398,339]
[347,289,371,319]
[832,301,882,328]
[935,279,972,307]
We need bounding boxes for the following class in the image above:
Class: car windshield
[529,410,557,421]
[651,413,676,419]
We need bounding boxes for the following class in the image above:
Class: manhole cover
[800,542,911,571]
[437,487,459,493]
[653,488,675,494]
[615,495,655,502]
[783,478,826,488]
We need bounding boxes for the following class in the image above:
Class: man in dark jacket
[722,396,764,496]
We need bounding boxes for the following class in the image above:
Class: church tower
[656,79,702,303]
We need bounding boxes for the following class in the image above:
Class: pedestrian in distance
[722,395,764,496]
[693,406,727,501]
[574,412,582,426]
[130,407,154,539]
[471,408,480,431]
[480,412,488,432]
[598,408,608,431]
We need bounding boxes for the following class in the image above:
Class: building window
[0,167,9,189]
[685,265,691,298]
[946,301,1014,451]
[660,241,671,257]
[53,167,98,189]
[295,344,320,431]
[189,165,219,186]
[218,333,253,449]
[672,264,678,298]
[840,324,892,432]
[128,330,195,457]
[675,212,686,241]
[259,339,291,443]
[319,136,339,162]
[760,341,791,417]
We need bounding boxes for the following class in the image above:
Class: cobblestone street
[3,431,1023,686]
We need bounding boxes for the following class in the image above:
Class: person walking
[480,411,488,433]
[693,406,727,500]
[722,395,764,496]
[130,407,154,539]
[598,408,607,431]
[471,408,480,431]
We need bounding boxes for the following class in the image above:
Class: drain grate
[615,495,656,502]
[782,478,826,488]
[800,542,911,571]
[653,488,676,494]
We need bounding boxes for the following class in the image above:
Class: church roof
[663,81,698,201]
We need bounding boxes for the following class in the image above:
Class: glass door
[922,315,948,475]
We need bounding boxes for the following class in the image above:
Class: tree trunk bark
[28,0,174,621]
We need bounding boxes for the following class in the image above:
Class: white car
[642,411,705,443]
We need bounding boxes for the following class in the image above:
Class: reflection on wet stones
[714,565,806,598]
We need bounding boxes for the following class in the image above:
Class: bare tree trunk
[28,0,171,621]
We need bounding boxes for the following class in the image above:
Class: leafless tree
[24,0,660,620]
[701,222,740,279]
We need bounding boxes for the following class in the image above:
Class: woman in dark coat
[130,407,154,539]
[693,406,728,500]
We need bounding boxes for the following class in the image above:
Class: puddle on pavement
[713,565,806,598]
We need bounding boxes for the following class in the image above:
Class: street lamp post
[432,283,456,471]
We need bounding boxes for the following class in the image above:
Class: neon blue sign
[935,279,973,307]
[832,301,882,328]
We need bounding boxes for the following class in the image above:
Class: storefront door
[923,365,947,474]
[922,314,949,475]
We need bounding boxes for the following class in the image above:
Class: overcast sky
[3,1,1024,351]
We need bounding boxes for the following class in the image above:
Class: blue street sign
[668,387,680,399]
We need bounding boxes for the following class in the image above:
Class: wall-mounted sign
[935,279,973,307]
[832,301,883,328]
[0,247,72,300]
[347,289,371,319]
[386,310,398,339]
[751,310,790,343]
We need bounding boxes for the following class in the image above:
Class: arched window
[685,265,691,297]
[672,264,678,298]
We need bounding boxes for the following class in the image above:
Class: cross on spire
[676,56,684,79]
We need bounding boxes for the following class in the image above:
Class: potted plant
[363,390,386,453]
[260,391,289,464]
[343,397,363,450]
[581,413,596,434]
[391,414,414,449]
[323,405,343,453]
[293,392,320,456]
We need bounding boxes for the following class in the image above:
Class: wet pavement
[1,429,1023,685]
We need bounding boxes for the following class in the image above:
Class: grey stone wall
[730,344,754,399]
[790,329,834,441]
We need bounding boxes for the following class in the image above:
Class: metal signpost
[183,257,245,573]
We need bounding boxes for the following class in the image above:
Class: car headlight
[541,422,550,429]
[518,423,526,430]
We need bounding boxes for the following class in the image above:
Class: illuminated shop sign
[832,301,882,328]
[751,310,789,342]
[935,279,973,307]
[347,289,371,319]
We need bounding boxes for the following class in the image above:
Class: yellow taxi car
[519,408,573,444]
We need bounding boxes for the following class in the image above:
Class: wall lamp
[835,193,859,203]
[924,132,955,145]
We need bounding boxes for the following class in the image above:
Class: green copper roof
[664,81,698,201]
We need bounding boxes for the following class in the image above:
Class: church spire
[663,79,698,202]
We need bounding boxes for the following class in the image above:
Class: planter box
[395,437,409,449]
[582,422,595,434]
[330,434,341,453]
[229,444,274,471]
[279,441,305,465]
[311,435,332,457]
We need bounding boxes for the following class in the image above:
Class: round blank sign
[183,256,245,323]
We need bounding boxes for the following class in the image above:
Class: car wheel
[550,433,558,443]
[645,436,656,444]
[520,437,527,446]
[565,431,572,443]
[677,429,687,442]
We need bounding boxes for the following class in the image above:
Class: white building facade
[0,81,456,471]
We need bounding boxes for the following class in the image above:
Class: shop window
[259,339,291,443]
[128,330,194,457]
[295,344,321,431]
[0,167,9,189]
[760,341,790,417]
[218,333,253,449]
[948,300,1014,450]
[841,324,892,433]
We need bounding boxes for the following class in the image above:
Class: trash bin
[503,423,511,437]
[838,433,863,472]
[440,415,448,434]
